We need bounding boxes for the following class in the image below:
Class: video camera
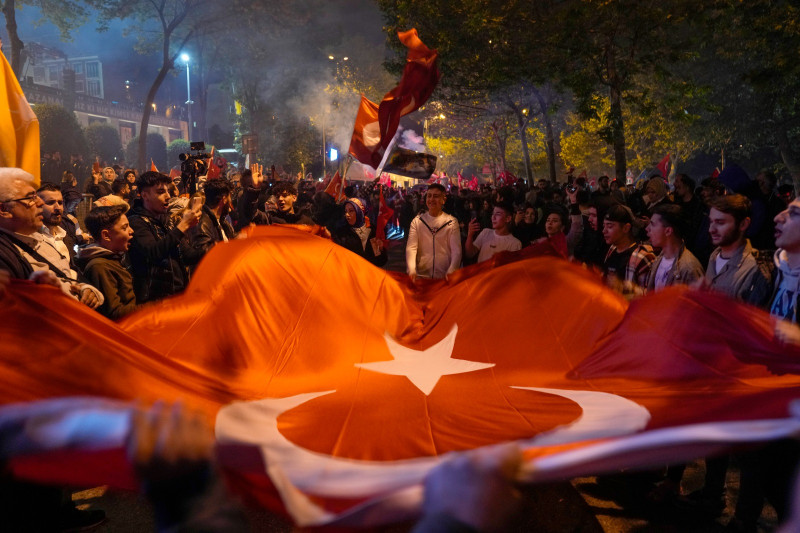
[179,141,210,194]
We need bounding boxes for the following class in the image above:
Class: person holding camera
[127,171,202,303]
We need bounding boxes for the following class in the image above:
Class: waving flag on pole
[0,51,39,185]
[324,171,345,202]
[4,229,800,527]
[149,159,158,172]
[348,95,382,167]
[378,29,440,153]
[657,153,671,177]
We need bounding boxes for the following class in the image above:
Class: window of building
[48,66,59,80]
[87,80,100,97]
[33,67,45,81]
[72,63,83,74]
[86,62,99,78]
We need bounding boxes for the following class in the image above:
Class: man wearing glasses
[0,167,102,308]
[406,183,462,280]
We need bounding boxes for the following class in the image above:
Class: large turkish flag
[2,226,800,527]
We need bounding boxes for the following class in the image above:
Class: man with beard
[186,179,235,267]
[703,194,771,306]
[128,171,201,303]
[36,183,80,267]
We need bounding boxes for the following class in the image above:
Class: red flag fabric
[323,171,345,202]
[379,172,391,187]
[348,95,382,167]
[711,167,720,178]
[4,229,800,527]
[469,176,478,190]
[657,153,671,177]
[150,159,158,172]
[168,167,181,179]
[376,187,394,243]
[207,159,221,180]
[378,29,440,152]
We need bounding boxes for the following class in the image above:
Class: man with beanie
[601,204,656,297]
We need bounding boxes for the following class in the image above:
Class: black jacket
[186,205,235,269]
[0,231,33,279]
[331,224,388,267]
[127,201,191,303]
[75,245,138,319]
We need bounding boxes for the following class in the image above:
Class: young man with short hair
[186,179,235,264]
[406,184,461,280]
[271,181,314,225]
[704,194,771,306]
[76,205,138,319]
[465,202,521,263]
[602,204,656,296]
[771,198,800,323]
[127,171,201,303]
[645,204,704,291]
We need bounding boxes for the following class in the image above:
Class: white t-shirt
[715,254,730,274]
[473,229,522,263]
[654,256,676,290]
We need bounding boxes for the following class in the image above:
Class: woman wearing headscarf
[331,198,387,267]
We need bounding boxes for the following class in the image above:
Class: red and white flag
[348,95,382,168]
[378,29,440,152]
[3,230,800,527]
[323,171,345,202]
[376,186,394,244]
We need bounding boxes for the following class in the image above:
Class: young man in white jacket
[406,184,461,281]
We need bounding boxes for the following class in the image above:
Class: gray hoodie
[770,249,800,323]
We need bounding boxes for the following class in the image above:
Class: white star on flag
[355,325,494,395]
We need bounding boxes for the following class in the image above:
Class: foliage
[167,139,190,167]
[85,123,123,164]
[126,133,167,171]
[35,103,87,157]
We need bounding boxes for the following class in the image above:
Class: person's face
[599,177,609,191]
[344,203,358,226]
[524,207,536,225]
[756,173,772,197]
[537,180,548,191]
[674,176,688,198]
[0,183,43,234]
[513,208,524,225]
[103,167,117,181]
[774,200,800,252]
[141,183,171,214]
[103,214,134,253]
[491,207,510,230]
[603,220,629,246]
[220,194,232,217]
[646,213,669,248]
[708,207,744,247]
[38,190,64,226]
[276,190,297,213]
[426,189,445,215]
[545,213,563,236]
[125,172,136,184]
[588,207,598,231]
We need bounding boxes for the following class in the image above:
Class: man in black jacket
[127,171,201,303]
[186,179,235,269]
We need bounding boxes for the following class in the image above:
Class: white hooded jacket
[405,211,462,279]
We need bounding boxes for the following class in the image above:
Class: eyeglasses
[2,193,39,207]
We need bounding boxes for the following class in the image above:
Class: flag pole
[374,131,400,184]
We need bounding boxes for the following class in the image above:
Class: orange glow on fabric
[0,52,39,185]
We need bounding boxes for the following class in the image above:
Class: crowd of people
[2,156,800,531]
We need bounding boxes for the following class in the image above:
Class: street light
[180,53,193,141]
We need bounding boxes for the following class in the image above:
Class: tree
[126,133,167,171]
[85,123,123,164]
[36,103,86,157]
[167,139,189,168]
[1,0,88,77]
